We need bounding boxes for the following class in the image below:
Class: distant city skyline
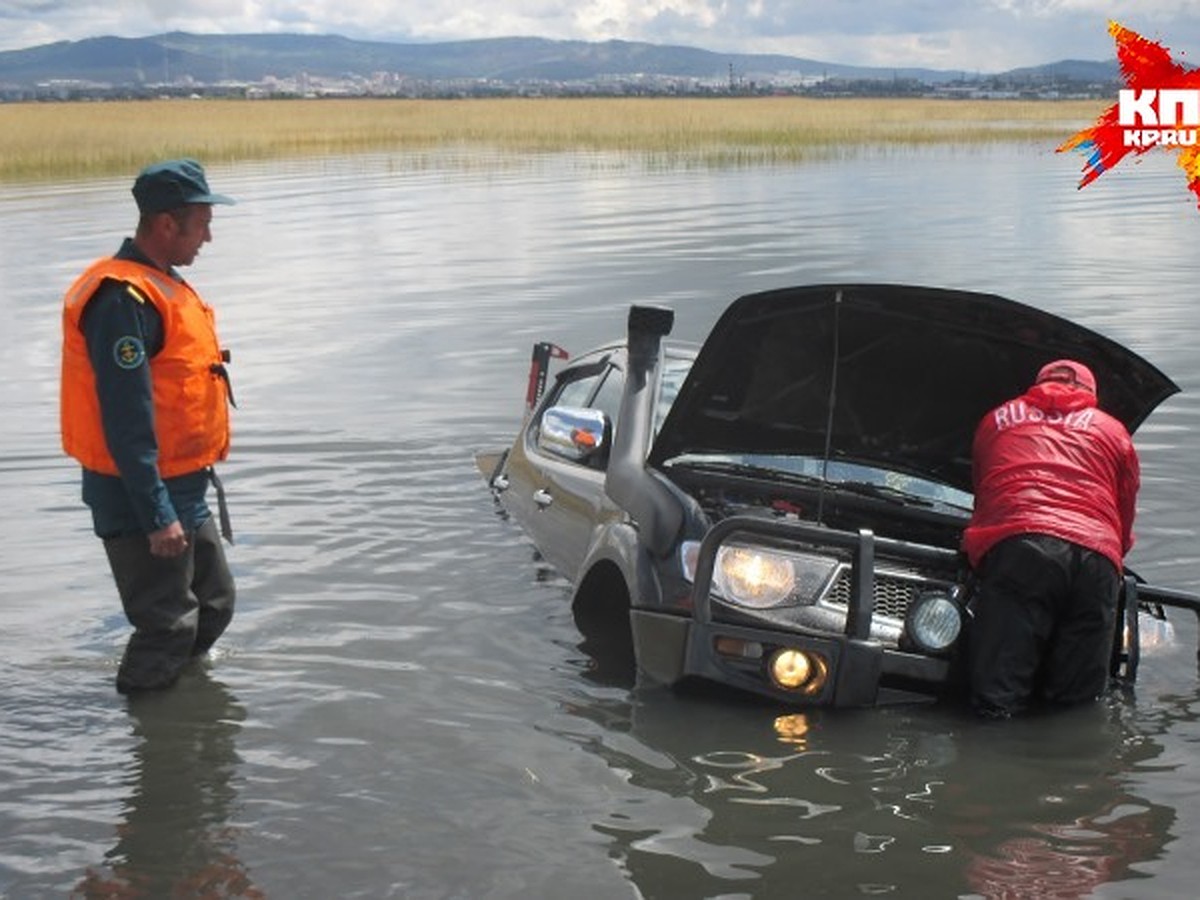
[2,1,1198,74]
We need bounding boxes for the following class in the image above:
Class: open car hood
[648,284,1178,494]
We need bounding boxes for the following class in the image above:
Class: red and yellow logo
[1058,21,1200,210]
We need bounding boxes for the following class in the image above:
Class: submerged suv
[480,284,1200,707]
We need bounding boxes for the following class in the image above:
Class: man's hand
[148,521,188,557]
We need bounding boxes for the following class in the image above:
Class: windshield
[653,352,695,437]
[664,452,975,511]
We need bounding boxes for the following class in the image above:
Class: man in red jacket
[961,359,1140,718]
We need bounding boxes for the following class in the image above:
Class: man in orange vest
[61,158,238,694]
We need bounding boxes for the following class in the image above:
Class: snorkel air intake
[605,305,685,557]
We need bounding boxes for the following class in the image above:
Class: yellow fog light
[768,648,828,695]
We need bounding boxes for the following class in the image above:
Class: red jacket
[961,380,1139,571]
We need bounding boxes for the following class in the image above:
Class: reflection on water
[559,684,1178,898]
[3,146,1200,896]
[71,671,259,899]
[952,702,1175,899]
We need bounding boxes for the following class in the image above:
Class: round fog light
[768,648,828,695]
[905,592,963,654]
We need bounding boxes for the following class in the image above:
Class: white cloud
[0,0,1198,71]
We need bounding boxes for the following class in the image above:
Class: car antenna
[816,289,842,525]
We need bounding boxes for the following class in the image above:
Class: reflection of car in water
[479,283,1200,708]
[555,680,1177,897]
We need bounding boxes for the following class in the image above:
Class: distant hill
[0,32,1119,90]
[1000,59,1120,84]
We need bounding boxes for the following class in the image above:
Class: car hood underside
[648,283,1178,494]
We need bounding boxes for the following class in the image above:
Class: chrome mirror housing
[537,406,609,462]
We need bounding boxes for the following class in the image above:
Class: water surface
[2,144,1200,898]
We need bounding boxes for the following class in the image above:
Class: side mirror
[537,406,610,462]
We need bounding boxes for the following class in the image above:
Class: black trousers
[103,517,236,693]
[967,533,1119,717]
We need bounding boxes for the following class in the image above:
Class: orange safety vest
[60,258,231,478]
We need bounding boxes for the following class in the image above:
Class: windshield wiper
[666,458,829,489]
[668,459,968,512]
[834,481,938,508]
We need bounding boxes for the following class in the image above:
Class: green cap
[132,158,235,214]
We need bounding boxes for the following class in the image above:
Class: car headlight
[904,590,963,654]
[716,545,796,607]
[681,540,839,609]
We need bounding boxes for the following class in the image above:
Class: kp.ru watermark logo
[1117,89,1197,148]
[1058,20,1200,210]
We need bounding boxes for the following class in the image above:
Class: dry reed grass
[0,96,1105,181]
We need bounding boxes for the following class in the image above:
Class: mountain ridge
[0,32,1118,90]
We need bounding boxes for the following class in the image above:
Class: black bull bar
[688,515,1200,669]
[1125,579,1200,665]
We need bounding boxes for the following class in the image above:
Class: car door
[500,349,626,581]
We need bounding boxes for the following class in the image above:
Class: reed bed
[0,96,1105,181]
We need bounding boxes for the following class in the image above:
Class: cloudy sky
[1,1,1198,73]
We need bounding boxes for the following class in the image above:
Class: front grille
[823,566,946,621]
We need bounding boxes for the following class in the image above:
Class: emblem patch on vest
[113,335,146,370]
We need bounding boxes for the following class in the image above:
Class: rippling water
[3,144,1200,898]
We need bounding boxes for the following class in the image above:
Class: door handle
[533,489,553,509]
